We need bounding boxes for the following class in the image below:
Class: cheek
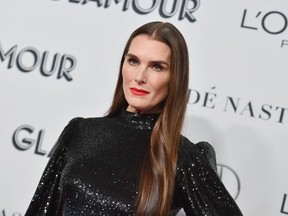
[122,65,133,83]
[152,77,170,97]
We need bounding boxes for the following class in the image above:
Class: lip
[130,87,149,96]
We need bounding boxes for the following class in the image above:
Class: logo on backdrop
[1,209,22,216]
[51,0,200,23]
[281,194,288,214]
[0,42,77,81]
[12,124,53,157]
[188,87,288,124]
[240,9,288,48]
[217,164,241,200]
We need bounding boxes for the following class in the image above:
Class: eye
[151,64,164,72]
[127,58,139,66]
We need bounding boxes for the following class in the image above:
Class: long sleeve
[25,117,82,216]
[175,139,243,216]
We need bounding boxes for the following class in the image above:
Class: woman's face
[122,34,171,114]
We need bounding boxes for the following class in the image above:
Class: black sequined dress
[25,110,242,216]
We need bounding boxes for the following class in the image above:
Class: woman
[25,22,242,216]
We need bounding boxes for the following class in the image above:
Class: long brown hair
[106,21,189,215]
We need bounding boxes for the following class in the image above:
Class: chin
[127,106,146,113]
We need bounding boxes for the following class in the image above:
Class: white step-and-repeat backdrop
[1,0,287,215]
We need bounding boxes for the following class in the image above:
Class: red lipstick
[130,88,149,96]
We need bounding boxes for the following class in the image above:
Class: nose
[134,66,147,84]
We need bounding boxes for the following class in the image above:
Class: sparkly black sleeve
[195,141,217,173]
[25,117,82,216]
[176,139,243,216]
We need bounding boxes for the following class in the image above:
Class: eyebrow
[125,53,170,67]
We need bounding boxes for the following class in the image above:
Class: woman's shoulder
[55,117,113,141]
[69,116,109,123]
[178,136,217,172]
[179,136,215,155]
[67,116,114,129]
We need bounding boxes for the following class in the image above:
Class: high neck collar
[116,110,160,130]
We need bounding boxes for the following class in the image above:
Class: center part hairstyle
[107,21,189,216]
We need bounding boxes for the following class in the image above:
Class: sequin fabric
[25,110,242,216]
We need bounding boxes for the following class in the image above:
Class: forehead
[128,34,171,62]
